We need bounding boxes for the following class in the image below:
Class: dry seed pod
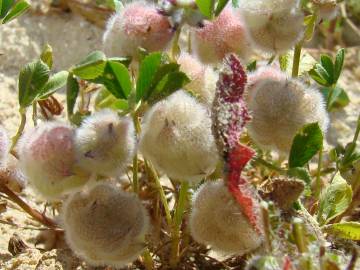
[238,0,304,54]
[75,109,136,177]
[139,90,218,181]
[103,1,174,59]
[246,66,329,154]
[191,7,252,64]
[178,52,218,104]
[19,122,89,199]
[62,182,149,268]
[189,180,263,254]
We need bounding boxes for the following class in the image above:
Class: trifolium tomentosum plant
[0,0,359,269]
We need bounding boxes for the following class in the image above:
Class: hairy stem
[292,43,302,78]
[170,181,189,268]
[32,102,38,126]
[10,108,26,152]
[0,183,57,229]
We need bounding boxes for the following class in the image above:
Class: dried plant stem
[0,183,57,229]
[10,108,26,152]
[261,202,272,252]
[170,181,189,268]
[292,43,302,78]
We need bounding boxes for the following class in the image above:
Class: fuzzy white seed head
[191,7,252,64]
[238,0,304,54]
[313,0,338,20]
[62,182,149,268]
[19,122,89,199]
[75,109,136,177]
[246,66,329,154]
[189,180,263,254]
[103,1,174,59]
[0,125,9,167]
[139,90,218,182]
[178,52,218,104]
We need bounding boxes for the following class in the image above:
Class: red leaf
[212,54,263,235]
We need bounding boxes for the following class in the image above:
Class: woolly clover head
[0,125,10,167]
[74,109,136,177]
[238,0,304,54]
[191,7,252,64]
[189,180,263,254]
[246,66,329,154]
[312,0,338,21]
[178,52,218,104]
[62,182,149,268]
[19,122,89,199]
[103,1,174,59]
[139,90,218,182]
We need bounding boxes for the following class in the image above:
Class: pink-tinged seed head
[139,90,219,182]
[0,125,9,167]
[189,180,263,254]
[62,182,149,268]
[19,122,89,199]
[191,8,252,64]
[75,109,136,177]
[245,68,329,154]
[313,0,338,20]
[178,52,218,104]
[103,1,174,59]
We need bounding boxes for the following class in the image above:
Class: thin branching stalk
[292,43,302,78]
[0,183,57,229]
[170,181,189,268]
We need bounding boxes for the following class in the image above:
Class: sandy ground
[0,8,359,270]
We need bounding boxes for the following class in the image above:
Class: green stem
[292,218,307,253]
[252,156,286,173]
[147,161,172,226]
[10,108,26,152]
[142,248,154,270]
[292,43,302,78]
[171,28,181,61]
[352,114,360,145]
[170,181,189,268]
[315,145,324,198]
[326,84,336,110]
[32,102,38,126]
[132,112,141,194]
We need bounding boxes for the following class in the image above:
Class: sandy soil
[0,8,359,270]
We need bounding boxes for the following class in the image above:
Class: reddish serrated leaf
[227,144,262,234]
[212,54,251,155]
[283,256,293,270]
